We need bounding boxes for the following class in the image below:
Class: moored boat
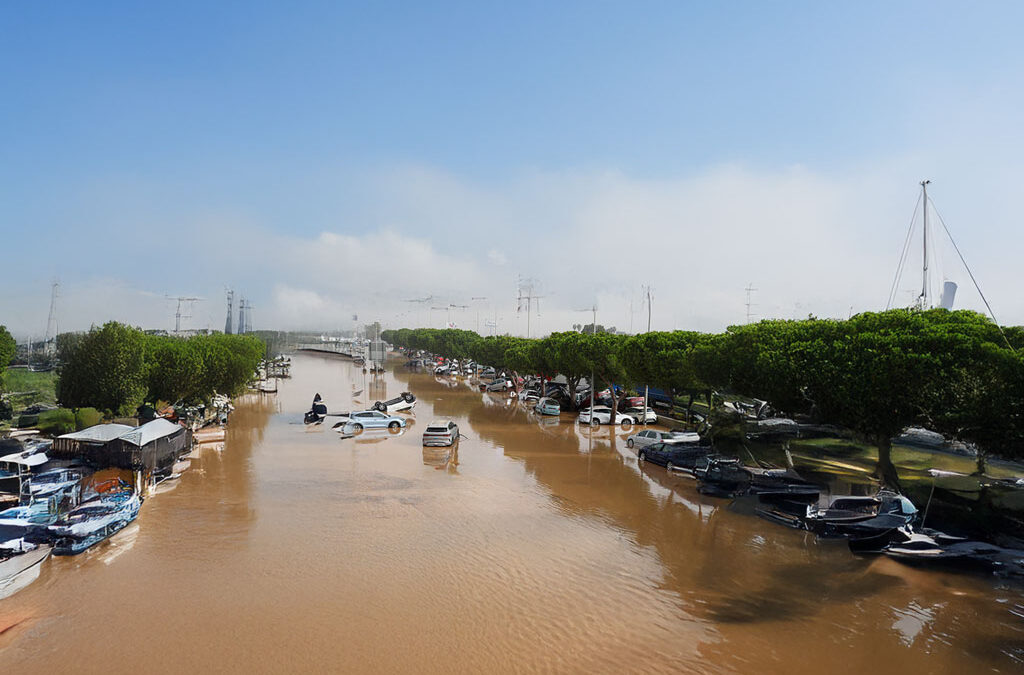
[0,523,52,600]
[47,490,142,555]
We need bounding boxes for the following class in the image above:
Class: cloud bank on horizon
[2,3,1023,338]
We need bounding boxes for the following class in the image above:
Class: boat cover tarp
[0,523,30,543]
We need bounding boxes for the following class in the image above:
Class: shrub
[74,407,103,430]
[37,408,76,435]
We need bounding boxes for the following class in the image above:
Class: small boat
[881,528,1024,574]
[804,490,917,536]
[0,523,51,600]
[46,490,142,555]
[304,393,352,425]
[0,445,50,498]
[695,456,750,497]
[28,468,83,498]
[744,466,821,503]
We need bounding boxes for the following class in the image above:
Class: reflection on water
[0,354,1021,673]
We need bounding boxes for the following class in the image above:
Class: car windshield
[426,426,449,433]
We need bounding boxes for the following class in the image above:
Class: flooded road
[2,353,1022,673]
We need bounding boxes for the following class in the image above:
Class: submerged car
[625,406,659,424]
[338,410,408,432]
[636,441,712,474]
[422,420,459,447]
[578,406,636,426]
[626,429,700,449]
[533,397,561,416]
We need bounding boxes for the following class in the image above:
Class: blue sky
[3,2,1023,336]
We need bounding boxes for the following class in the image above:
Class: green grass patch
[2,368,58,409]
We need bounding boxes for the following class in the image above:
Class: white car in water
[335,410,407,432]
[578,406,636,426]
[626,406,659,424]
[372,392,417,414]
[422,419,459,447]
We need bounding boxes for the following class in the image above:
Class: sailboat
[889,180,1005,325]
[888,180,957,312]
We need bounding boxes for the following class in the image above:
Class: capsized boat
[46,489,142,555]
[304,393,349,425]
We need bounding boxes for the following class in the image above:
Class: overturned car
[372,392,417,414]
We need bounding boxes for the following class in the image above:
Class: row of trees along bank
[57,322,265,416]
[383,309,1024,485]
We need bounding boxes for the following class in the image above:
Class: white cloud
[5,160,1022,338]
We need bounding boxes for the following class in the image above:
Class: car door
[366,411,387,428]
[638,430,654,448]
[647,442,665,465]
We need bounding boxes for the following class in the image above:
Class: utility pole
[168,296,202,334]
[576,304,597,415]
[44,279,59,357]
[471,297,487,334]
[516,276,544,338]
[744,283,758,324]
[642,285,652,425]
[448,303,468,329]
[225,289,234,334]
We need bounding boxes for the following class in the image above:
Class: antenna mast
[44,279,59,356]
[920,179,931,309]
[744,283,758,324]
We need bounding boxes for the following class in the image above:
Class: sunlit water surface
[1,354,1022,673]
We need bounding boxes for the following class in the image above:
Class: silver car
[422,419,459,446]
[627,429,691,449]
[342,410,408,432]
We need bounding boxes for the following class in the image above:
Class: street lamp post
[642,285,652,425]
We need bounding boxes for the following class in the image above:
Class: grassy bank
[1,368,59,430]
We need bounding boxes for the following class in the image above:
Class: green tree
[145,336,204,404]
[576,332,630,424]
[57,321,149,414]
[0,325,15,387]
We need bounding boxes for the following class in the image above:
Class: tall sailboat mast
[920,179,931,308]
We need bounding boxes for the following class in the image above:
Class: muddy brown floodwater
[2,353,1022,673]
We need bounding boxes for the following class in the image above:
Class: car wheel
[626,439,634,448]
[591,417,600,427]
[667,461,675,472]
[638,451,646,463]
[388,421,400,430]
[621,418,633,428]
[351,423,363,431]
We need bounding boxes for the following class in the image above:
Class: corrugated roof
[58,424,135,443]
[116,418,183,447]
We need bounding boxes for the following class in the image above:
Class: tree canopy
[0,325,15,387]
[384,309,1024,474]
[56,322,265,414]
